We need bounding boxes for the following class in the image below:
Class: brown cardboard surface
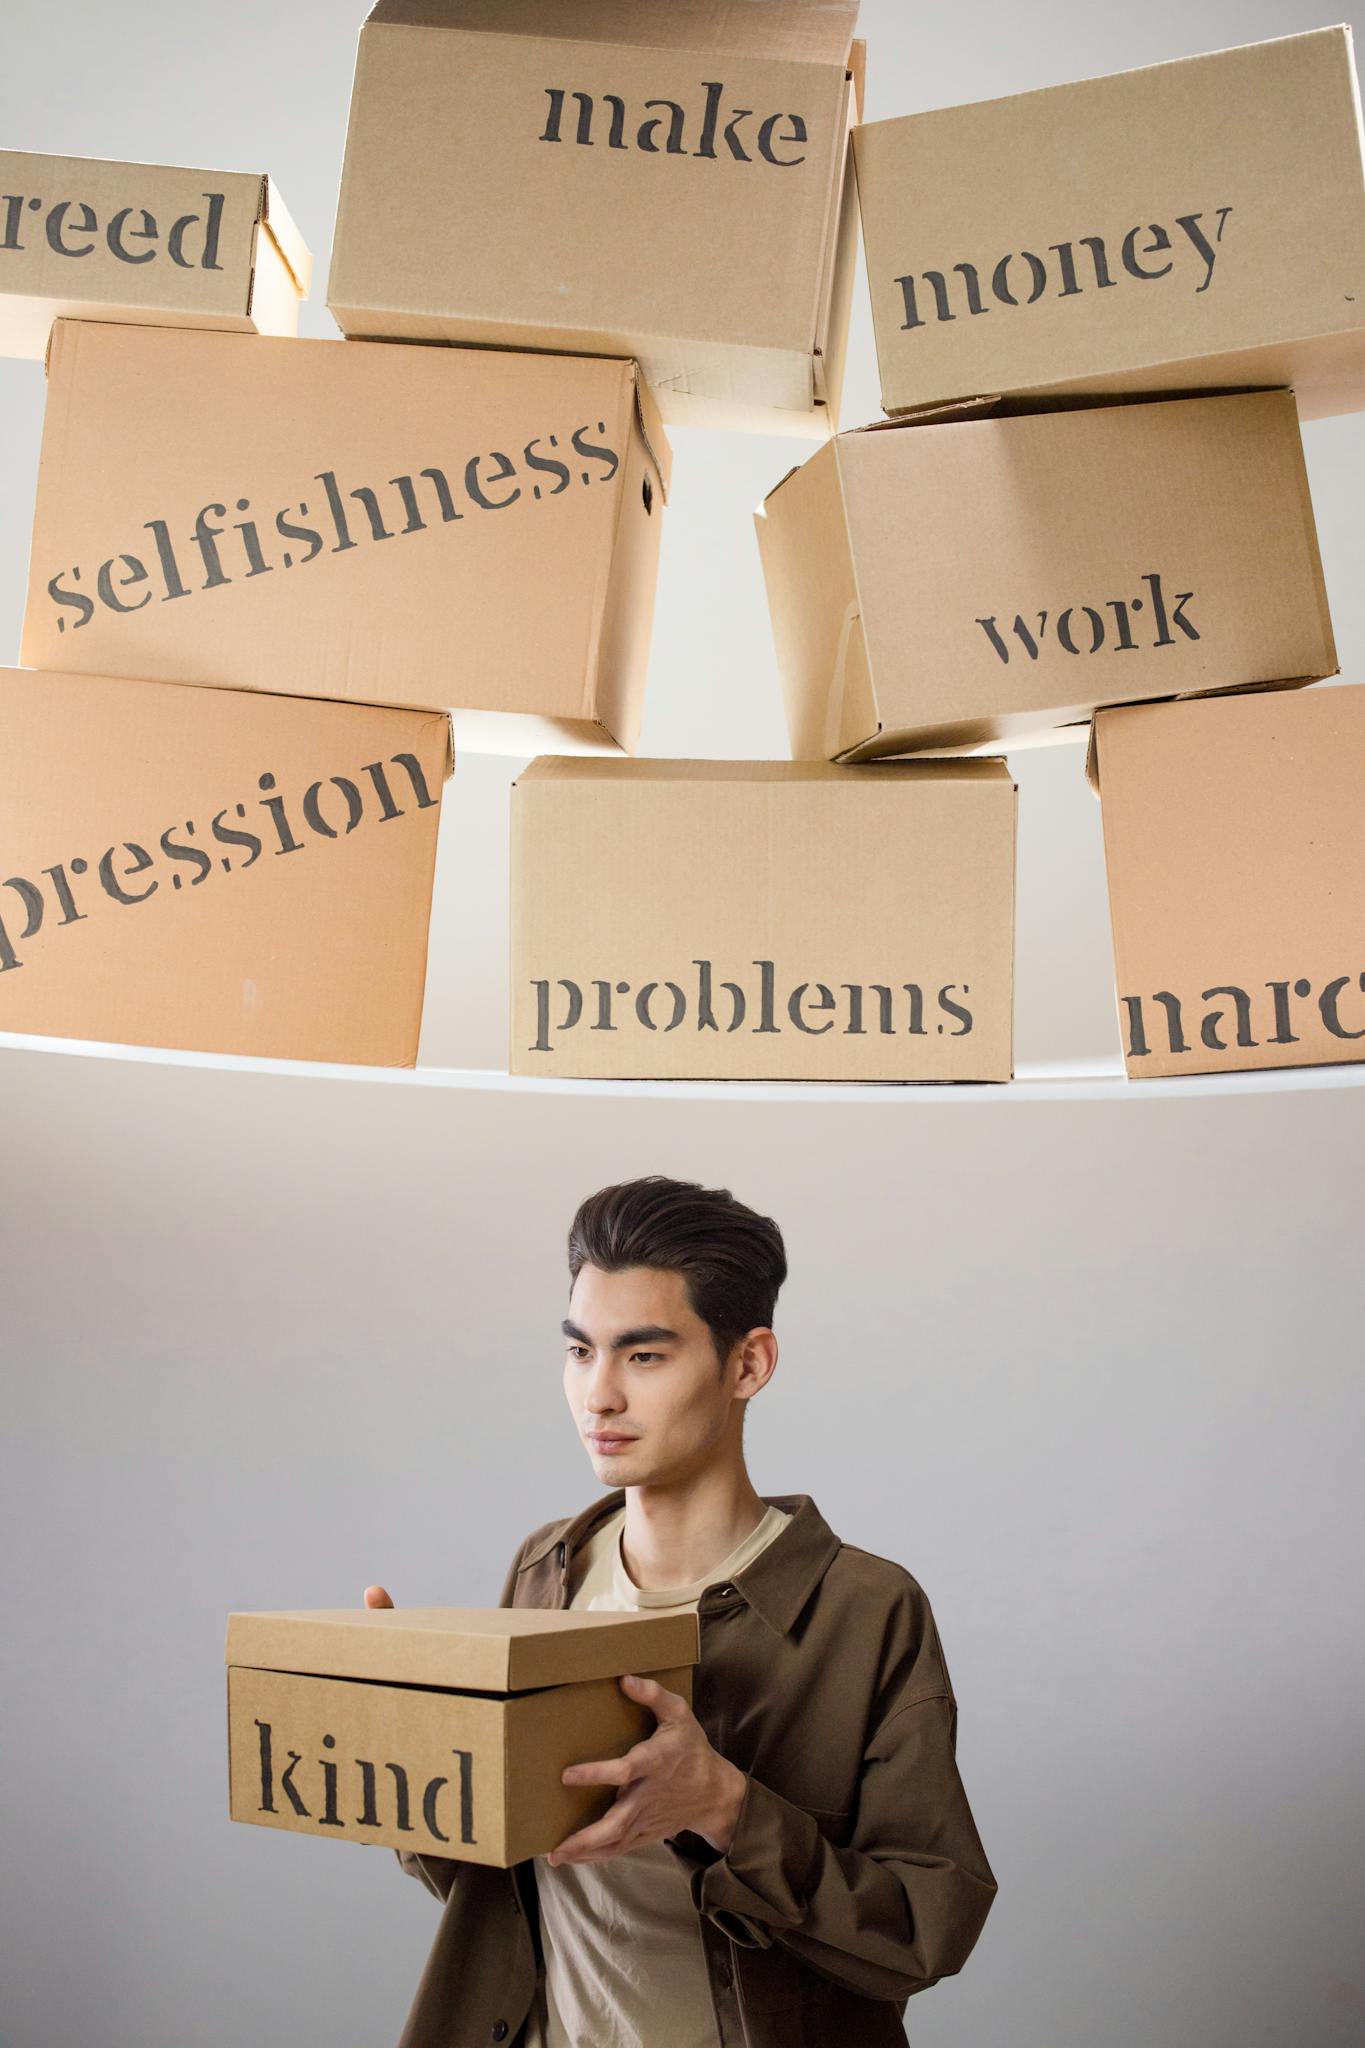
[228,1659,696,1865]
[756,391,1336,758]
[22,321,667,754]
[0,154,308,358]
[510,756,1016,1081]
[0,665,449,1065]
[328,1,861,434]
[854,28,1365,422]
[1093,682,1365,1079]
[226,1605,700,1692]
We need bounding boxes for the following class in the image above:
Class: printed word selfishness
[43,419,624,633]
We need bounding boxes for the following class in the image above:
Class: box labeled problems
[227,1607,698,1866]
[511,756,1016,1082]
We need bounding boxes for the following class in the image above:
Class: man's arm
[666,1683,998,2003]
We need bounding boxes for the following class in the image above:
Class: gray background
[2,3,1363,2046]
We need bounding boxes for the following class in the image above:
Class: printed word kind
[540,81,808,163]
[895,207,1234,330]
[1123,975,1365,1058]
[45,421,623,632]
[254,1719,477,1846]
[530,962,976,1054]
[1,188,225,268]
[977,572,1198,663]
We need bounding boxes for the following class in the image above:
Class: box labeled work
[0,665,449,1066]
[854,27,1365,421]
[0,152,310,358]
[227,1607,699,1866]
[22,320,669,754]
[511,757,1016,1081]
[1092,683,1365,1080]
[328,0,864,436]
[757,390,1335,758]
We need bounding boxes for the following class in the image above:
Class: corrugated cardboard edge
[258,175,313,298]
[629,363,672,503]
[810,41,865,420]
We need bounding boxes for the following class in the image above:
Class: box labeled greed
[0,665,450,1067]
[0,152,310,358]
[854,27,1365,422]
[511,756,1016,1082]
[227,1607,698,1866]
[328,0,864,436]
[756,390,1335,758]
[22,320,669,755]
[1092,682,1365,1080]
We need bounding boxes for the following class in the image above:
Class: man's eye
[631,1352,662,1364]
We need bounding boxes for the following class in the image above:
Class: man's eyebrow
[560,1320,678,1349]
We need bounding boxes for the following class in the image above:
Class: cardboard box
[510,756,1016,1081]
[1091,682,1365,1080]
[328,0,865,436]
[756,390,1335,759]
[21,320,670,755]
[0,152,309,358]
[0,665,450,1066]
[227,1606,699,1865]
[853,27,1365,422]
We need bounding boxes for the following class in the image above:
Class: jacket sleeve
[667,1685,998,2003]
[396,1530,534,1900]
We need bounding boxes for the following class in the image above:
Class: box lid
[226,1605,700,1692]
[364,0,859,64]
[515,754,1012,787]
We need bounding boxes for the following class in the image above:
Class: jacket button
[715,1955,733,1989]
[491,2024,509,2042]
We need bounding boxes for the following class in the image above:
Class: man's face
[563,1263,741,1485]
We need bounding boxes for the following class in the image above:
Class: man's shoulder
[825,1537,935,1612]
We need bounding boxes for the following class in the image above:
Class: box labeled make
[328,0,864,437]
[757,390,1335,758]
[22,320,669,754]
[854,27,1365,421]
[0,665,449,1066]
[227,1607,698,1866]
[1092,683,1365,1080]
[511,757,1016,1082]
[0,152,310,358]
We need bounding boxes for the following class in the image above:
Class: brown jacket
[396,1490,997,2047]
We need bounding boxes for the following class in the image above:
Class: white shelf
[1,1029,1362,1103]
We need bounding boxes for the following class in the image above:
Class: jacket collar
[517,1489,842,1639]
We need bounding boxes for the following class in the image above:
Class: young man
[366,1176,997,2048]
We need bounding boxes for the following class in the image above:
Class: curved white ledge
[1,1029,1362,1103]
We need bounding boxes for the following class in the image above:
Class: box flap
[227,1606,700,1692]
[514,754,1011,786]
[259,174,313,298]
[364,0,859,64]
[630,364,673,503]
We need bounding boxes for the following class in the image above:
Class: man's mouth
[587,1432,637,1451]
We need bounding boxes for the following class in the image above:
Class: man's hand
[364,1586,395,1609]
[546,1673,747,1867]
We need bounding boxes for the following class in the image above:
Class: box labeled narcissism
[227,1607,698,1866]
[756,390,1335,757]
[328,0,864,436]
[1092,682,1365,1080]
[0,151,309,358]
[22,320,670,754]
[0,665,450,1066]
[511,757,1016,1082]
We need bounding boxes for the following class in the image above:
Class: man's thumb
[364,1585,395,1610]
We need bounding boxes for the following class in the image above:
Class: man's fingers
[562,1753,635,1789]
[620,1673,688,1720]
[364,1585,395,1610]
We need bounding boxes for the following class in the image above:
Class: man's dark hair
[568,1176,787,1364]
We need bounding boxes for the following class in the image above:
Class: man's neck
[617,1465,769,1593]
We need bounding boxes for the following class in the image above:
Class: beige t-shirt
[522,1502,793,2048]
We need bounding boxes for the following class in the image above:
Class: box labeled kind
[511,757,1016,1082]
[23,321,669,754]
[0,152,309,358]
[329,0,863,436]
[757,391,1334,758]
[0,665,449,1067]
[227,1607,698,1866]
[854,28,1365,421]
[1092,683,1365,1080]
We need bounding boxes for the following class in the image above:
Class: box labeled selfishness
[756,390,1335,759]
[854,27,1365,421]
[1092,682,1365,1080]
[227,1607,698,1866]
[0,152,310,358]
[21,320,670,754]
[511,757,1016,1081]
[328,0,865,436]
[0,665,450,1066]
